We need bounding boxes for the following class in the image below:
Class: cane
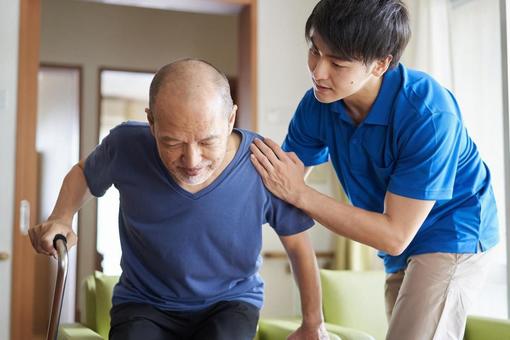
[46,234,68,340]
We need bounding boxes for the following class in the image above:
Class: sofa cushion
[94,272,119,339]
[324,322,376,340]
[81,275,97,331]
[58,323,103,340]
[320,270,387,340]
[257,319,341,340]
[464,315,510,340]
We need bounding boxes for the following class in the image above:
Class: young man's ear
[145,108,156,135]
[371,55,393,77]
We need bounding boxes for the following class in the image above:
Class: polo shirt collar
[330,100,355,125]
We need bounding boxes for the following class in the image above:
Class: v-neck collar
[154,129,245,200]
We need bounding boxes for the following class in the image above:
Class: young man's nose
[182,145,202,168]
[312,58,329,81]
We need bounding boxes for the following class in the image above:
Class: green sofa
[464,315,510,340]
[258,269,510,340]
[58,270,510,340]
[258,270,386,340]
[58,272,118,340]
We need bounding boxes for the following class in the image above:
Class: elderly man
[29,59,328,340]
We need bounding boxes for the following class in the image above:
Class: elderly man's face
[148,85,235,188]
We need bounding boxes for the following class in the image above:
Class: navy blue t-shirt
[283,63,499,273]
[84,123,314,310]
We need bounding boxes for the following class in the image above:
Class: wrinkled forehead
[153,112,228,144]
[154,82,225,115]
[152,93,228,137]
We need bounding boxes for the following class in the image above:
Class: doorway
[97,68,154,275]
[36,65,81,330]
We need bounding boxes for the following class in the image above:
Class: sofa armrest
[58,323,104,340]
[464,315,510,340]
[257,319,341,340]
[324,323,376,340]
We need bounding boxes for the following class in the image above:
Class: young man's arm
[251,139,435,256]
[29,160,93,257]
[280,232,329,340]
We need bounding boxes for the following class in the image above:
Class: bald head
[149,59,233,118]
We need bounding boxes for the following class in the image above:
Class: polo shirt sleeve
[84,132,116,197]
[282,90,329,166]
[388,111,463,201]
[264,192,315,236]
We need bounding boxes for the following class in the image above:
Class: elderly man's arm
[280,231,329,340]
[29,160,93,256]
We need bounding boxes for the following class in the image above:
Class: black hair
[305,0,411,68]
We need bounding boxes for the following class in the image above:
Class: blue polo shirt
[283,63,499,273]
[84,123,314,310]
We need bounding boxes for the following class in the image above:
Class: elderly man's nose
[182,145,201,167]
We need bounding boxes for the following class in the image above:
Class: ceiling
[81,0,243,15]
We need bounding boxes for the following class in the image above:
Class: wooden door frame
[12,1,257,339]
[237,0,258,131]
[11,0,40,339]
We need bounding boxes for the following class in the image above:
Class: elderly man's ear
[228,104,238,131]
[145,108,156,135]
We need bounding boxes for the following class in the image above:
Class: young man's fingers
[250,142,275,172]
[287,152,303,165]
[263,138,289,161]
[250,154,269,178]
[252,139,280,165]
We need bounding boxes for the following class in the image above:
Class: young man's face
[148,86,236,188]
[307,31,381,103]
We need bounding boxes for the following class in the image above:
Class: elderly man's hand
[29,218,77,257]
[250,138,308,207]
[287,322,330,340]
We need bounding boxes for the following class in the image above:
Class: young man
[250,0,499,339]
[29,59,328,340]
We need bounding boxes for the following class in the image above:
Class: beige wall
[39,0,238,316]
[40,0,238,156]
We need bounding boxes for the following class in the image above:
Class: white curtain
[401,0,453,89]
[403,0,508,319]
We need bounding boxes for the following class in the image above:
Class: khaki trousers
[385,251,493,340]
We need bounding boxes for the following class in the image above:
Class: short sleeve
[282,90,329,166]
[84,133,115,197]
[264,192,314,236]
[388,112,463,200]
